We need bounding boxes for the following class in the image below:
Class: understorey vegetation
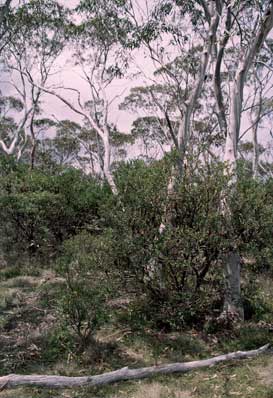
[0,154,273,397]
[0,156,272,337]
[1,1,273,397]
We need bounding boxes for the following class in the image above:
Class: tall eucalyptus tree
[124,0,273,318]
[212,0,273,318]
[0,0,68,161]
[27,0,135,194]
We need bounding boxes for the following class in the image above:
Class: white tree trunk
[221,90,243,317]
[222,251,243,318]
[26,84,118,194]
[148,2,221,297]
[146,169,177,291]
[251,89,262,179]
[102,133,118,195]
[177,1,220,173]
[221,2,273,319]
[252,125,259,179]
[0,107,32,157]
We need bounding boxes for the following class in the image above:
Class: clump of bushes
[0,158,110,265]
[104,160,273,329]
[104,160,228,328]
[57,231,115,350]
[1,155,273,336]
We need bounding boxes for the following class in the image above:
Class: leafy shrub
[106,160,273,329]
[2,155,272,334]
[242,278,272,322]
[231,175,273,274]
[101,159,228,328]
[0,158,110,265]
[57,231,114,350]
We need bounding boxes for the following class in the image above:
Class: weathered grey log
[0,344,269,390]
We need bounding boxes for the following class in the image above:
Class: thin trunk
[102,130,118,195]
[213,5,231,137]
[29,111,36,169]
[95,131,105,177]
[222,252,243,318]
[252,124,259,178]
[30,141,36,169]
[177,2,220,174]
[159,169,176,234]
[89,150,95,176]
[251,89,262,179]
[221,1,273,319]
[148,2,221,293]
[0,107,32,156]
[221,134,243,318]
[145,167,177,293]
[26,83,118,194]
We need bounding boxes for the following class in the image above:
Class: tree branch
[213,5,231,136]
[0,344,269,390]
[177,1,221,171]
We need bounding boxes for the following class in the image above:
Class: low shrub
[57,231,114,350]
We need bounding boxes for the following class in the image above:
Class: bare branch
[0,106,32,155]
[213,5,232,136]
[0,344,269,390]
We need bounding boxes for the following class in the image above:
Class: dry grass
[127,382,192,398]
[1,270,273,398]
[255,356,273,386]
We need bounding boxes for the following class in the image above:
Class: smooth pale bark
[102,133,118,195]
[213,5,231,136]
[221,2,273,318]
[222,252,243,318]
[149,2,221,294]
[177,2,220,173]
[0,107,32,156]
[251,89,262,179]
[159,168,176,234]
[227,2,273,163]
[0,344,269,390]
[252,123,259,179]
[146,168,177,291]
[29,99,40,169]
[26,84,118,194]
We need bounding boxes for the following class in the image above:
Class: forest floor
[0,266,273,398]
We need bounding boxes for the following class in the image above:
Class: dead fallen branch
[0,344,269,390]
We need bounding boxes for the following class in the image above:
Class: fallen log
[0,344,269,390]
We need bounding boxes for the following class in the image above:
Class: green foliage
[0,155,272,334]
[105,159,169,286]
[101,159,273,329]
[10,0,69,49]
[38,119,81,167]
[57,231,114,349]
[0,158,109,265]
[232,174,273,272]
[75,0,134,48]
[0,266,22,281]
[41,327,75,363]
[242,279,272,322]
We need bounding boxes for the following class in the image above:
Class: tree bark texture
[28,84,118,194]
[177,1,220,174]
[222,252,243,318]
[222,1,273,318]
[0,344,269,390]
